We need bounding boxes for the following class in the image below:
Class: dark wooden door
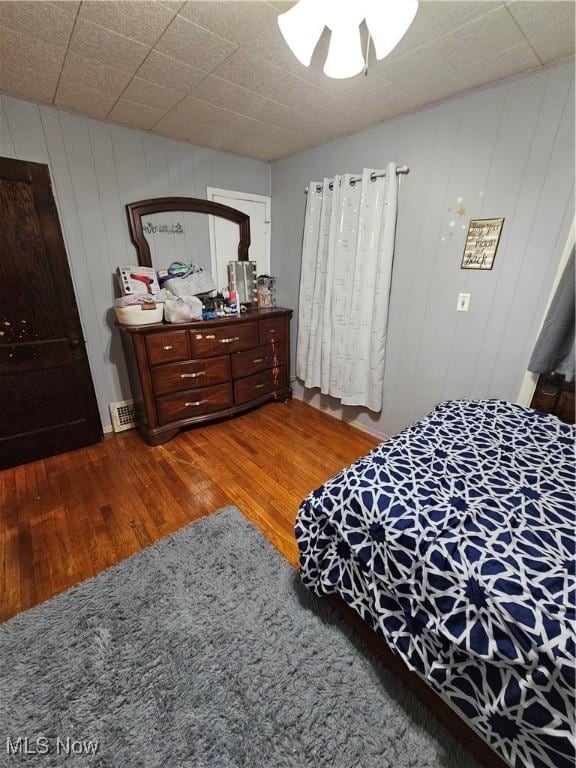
[0,157,102,469]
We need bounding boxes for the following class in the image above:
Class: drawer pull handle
[220,337,240,344]
[163,345,173,351]
[251,357,265,364]
[205,334,216,340]
[255,383,266,389]
[180,372,205,379]
[185,400,206,407]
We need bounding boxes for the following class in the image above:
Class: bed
[295,399,575,768]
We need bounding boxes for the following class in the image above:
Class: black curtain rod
[305,166,409,193]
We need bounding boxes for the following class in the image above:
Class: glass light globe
[324,26,365,79]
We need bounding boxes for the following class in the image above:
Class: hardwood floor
[0,399,378,622]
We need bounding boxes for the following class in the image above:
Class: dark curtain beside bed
[528,248,575,381]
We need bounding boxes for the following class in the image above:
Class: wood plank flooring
[0,399,378,622]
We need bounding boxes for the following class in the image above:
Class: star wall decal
[457,206,467,217]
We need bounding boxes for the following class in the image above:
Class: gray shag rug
[0,507,479,768]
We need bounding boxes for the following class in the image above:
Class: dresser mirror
[139,210,224,274]
[126,196,251,272]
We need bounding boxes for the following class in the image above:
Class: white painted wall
[271,62,575,437]
[0,96,270,429]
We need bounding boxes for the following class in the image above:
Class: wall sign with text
[461,218,504,270]
[142,222,184,235]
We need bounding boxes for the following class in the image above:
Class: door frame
[206,187,271,286]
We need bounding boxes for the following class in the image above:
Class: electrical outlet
[457,293,471,312]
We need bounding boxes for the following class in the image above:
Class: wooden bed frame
[329,595,509,768]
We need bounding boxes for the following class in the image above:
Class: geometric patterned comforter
[295,400,575,768]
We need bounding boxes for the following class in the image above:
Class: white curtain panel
[297,163,398,412]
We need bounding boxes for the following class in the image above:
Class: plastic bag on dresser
[164,267,216,297]
[164,295,203,323]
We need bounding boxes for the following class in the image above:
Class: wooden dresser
[119,307,292,445]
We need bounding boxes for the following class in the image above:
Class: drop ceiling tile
[0,24,64,103]
[241,17,344,91]
[265,1,295,12]
[78,1,180,46]
[176,118,232,149]
[135,50,206,92]
[59,51,132,97]
[432,5,526,70]
[153,93,298,154]
[359,95,415,125]
[188,74,328,133]
[0,1,78,48]
[54,80,117,118]
[230,114,297,146]
[519,26,575,66]
[153,95,233,142]
[217,132,298,161]
[460,41,542,88]
[312,101,383,134]
[0,0,572,161]
[69,17,150,73]
[280,88,373,134]
[391,71,472,110]
[377,44,457,88]
[121,77,184,111]
[212,117,302,160]
[188,73,265,113]
[212,48,327,110]
[379,2,504,62]
[179,1,278,45]
[506,1,575,39]
[154,14,237,71]
[149,113,190,141]
[108,98,167,129]
[330,69,403,111]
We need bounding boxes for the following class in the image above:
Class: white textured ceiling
[0,1,574,161]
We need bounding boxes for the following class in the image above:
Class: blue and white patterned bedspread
[296,400,575,768]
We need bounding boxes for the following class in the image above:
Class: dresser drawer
[231,343,284,379]
[151,356,230,396]
[190,322,258,357]
[259,317,285,345]
[156,383,233,425]
[146,331,189,366]
[234,367,285,405]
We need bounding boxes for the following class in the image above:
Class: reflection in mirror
[140,211,240,280]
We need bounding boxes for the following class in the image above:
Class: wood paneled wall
[0,96,270,429]
[271,61,575,437]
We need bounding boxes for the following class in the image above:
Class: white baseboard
[291,385,388,441]
[103,424,114,434]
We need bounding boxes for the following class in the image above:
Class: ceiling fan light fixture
[277,0,326,67]
[365,0,419,60]
[277,0,420,79]
[323,25,365,79]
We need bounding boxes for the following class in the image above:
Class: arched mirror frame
[125,196,251,268]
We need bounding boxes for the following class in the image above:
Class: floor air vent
[109,399,136,433]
